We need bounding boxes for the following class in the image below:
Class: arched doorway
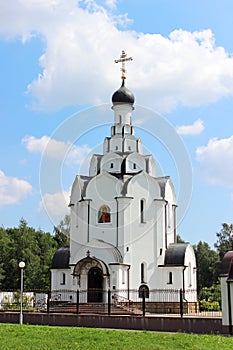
[88,266,103,302]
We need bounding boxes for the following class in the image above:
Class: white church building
[51,51,197,312]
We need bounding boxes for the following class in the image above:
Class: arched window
[110,162,114,169]
[168,272,173,284]
[60,272,66,285]
[141,262,147,283]
[140,199,146,223]
[98,205,111,223]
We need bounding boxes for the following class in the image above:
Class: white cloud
[0,170,32,206]
[176,119,204,135]
[22,135,91,165]
[196,135,233,187]
[1,2,233,112]
[39,190,70,220]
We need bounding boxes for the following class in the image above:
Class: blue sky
[1,0,233,247]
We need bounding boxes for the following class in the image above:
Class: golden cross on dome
[114,50,133,80]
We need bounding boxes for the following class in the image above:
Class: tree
[194,241,220,292]
[214,223,233,260]
[53,215,70,247]
[0,219,58,290]
[176,234,185,243]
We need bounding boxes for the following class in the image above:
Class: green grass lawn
[0,324,232,350]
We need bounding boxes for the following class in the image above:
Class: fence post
[108,289,111,315]
[47,291,50,313]
[76,290,79,314]
[142,293,146,317]
[179,288,183,318]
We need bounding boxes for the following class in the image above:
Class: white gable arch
[100,152,123,173]
[126,171,161,199]
[70,176,84,203]
[125,152,145,173]
[86,171,122,201]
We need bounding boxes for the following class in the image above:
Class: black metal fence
[0,288,222,318]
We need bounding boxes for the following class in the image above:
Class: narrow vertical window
[141,263,145,283]
[141,262,147,283]
[133,162,136,169]
[122,269,125,285]
[140,199,145,223]
[168,272,173,284]
[110,162,114,169]
[60,272,66,285]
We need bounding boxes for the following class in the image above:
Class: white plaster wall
[121,172,162,289]
[51,269,74,291]
[85,172,122,246]
[157,266,184,291]
[184,244,197,291]
[221,278,233,326]
[109,135,123,152]
[221,277,229,325]
[124,137,137,153]
[163,179,177,247]
[113,104,133,125]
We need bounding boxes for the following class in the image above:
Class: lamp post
[19,261,25,325]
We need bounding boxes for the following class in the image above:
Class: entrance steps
[49,302,141,315]
[49,302,140,315]
[78,302,136,315]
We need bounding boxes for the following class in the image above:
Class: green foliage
[176,234,185,243]
[0,324,233,350]
[214,223,233,260]
[0,218,64,291]
[199,284,221,311]
[3,291,34,310]
[53,214,70,247]
[199,300,220,312]
[194,241,220,291]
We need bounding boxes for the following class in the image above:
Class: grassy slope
[0,324,232,350]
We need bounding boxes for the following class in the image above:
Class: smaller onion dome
[51,247,70,269]
[112,80,135,105]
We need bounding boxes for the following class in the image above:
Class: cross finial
[114,50,133,80]
[86,250,90,257]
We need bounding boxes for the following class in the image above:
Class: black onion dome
[51,247,70,269]
[112,80,135,105]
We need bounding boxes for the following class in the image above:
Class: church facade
[51,52,197,311]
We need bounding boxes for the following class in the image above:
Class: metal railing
[0,288,222,318]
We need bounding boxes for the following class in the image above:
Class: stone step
[49,302,138,315]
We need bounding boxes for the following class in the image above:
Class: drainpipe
[182,266,188,304]
[127,265,130,300]
[182,266,186,292]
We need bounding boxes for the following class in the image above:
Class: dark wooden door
[88,267,103,302]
